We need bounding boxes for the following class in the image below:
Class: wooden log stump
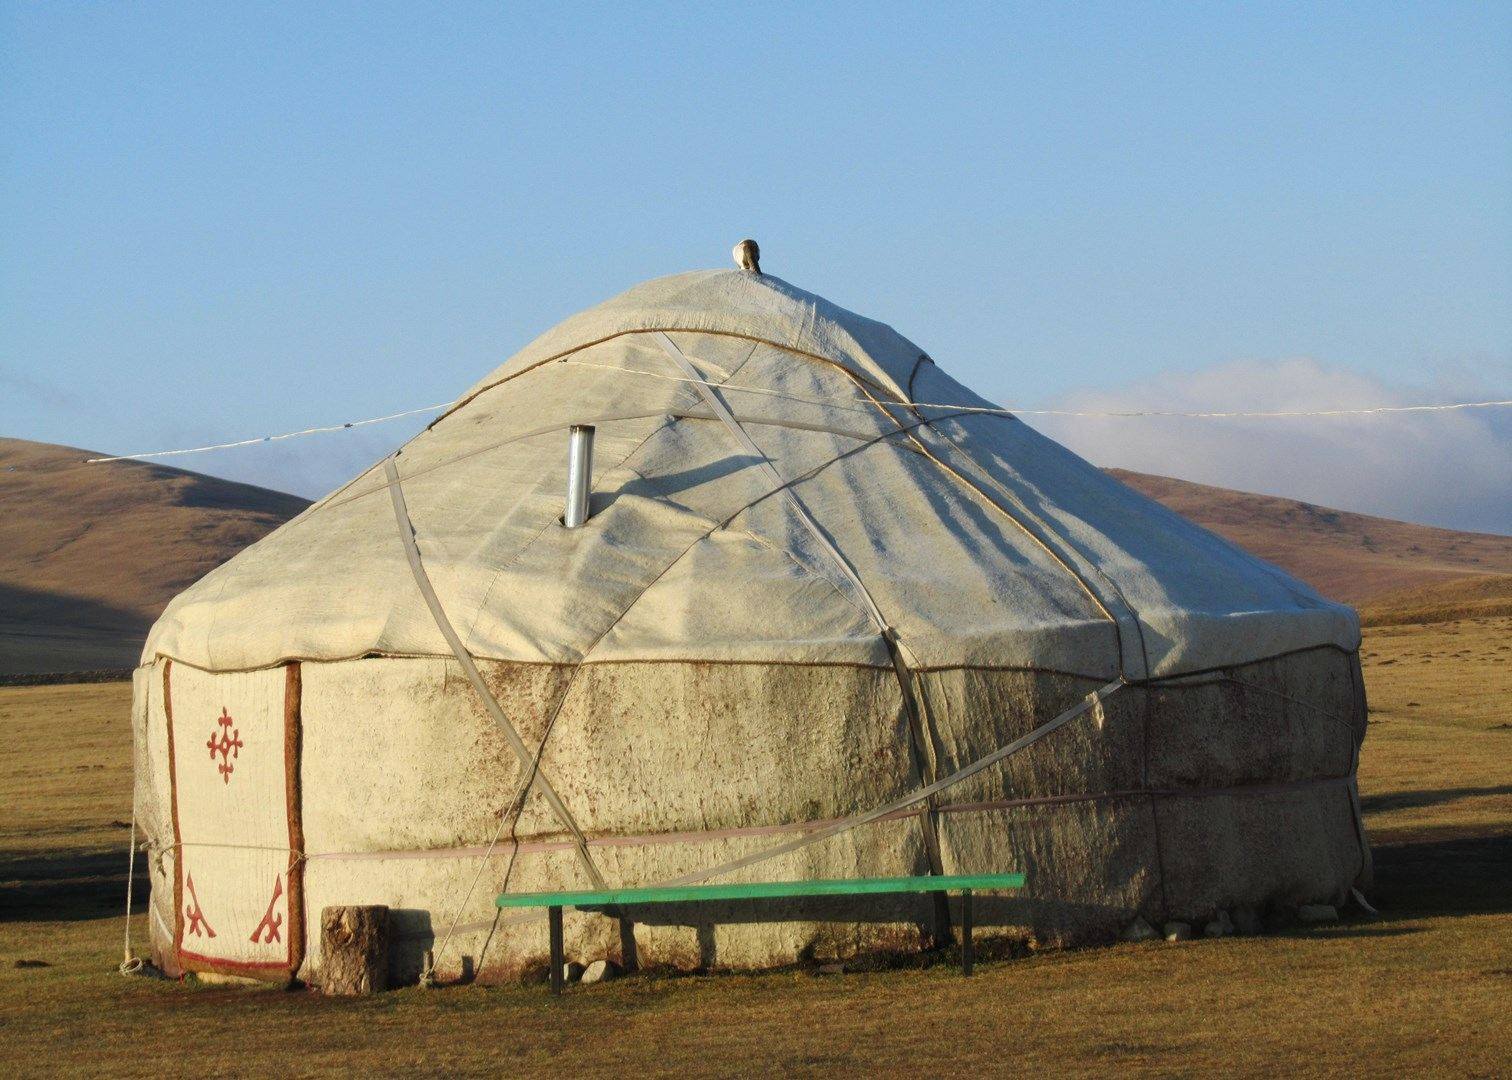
[319,905,389,995]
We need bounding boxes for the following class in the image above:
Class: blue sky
[2,3,1509,529]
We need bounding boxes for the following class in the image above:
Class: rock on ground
[1121,918,1157,942]
[1232,906,1263,935]
[1163,922,1193,942]
[580,959,621,984]
[1298,904,1339,924]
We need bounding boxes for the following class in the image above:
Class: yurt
[131,257,1369,983]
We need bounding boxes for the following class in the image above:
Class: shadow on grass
[0,847,145,923]
[1361,785,1512,813]
[1370,833,1512,919]
[1,833,1507,935]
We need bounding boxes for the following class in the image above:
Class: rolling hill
[1109,469,1512,624]
[2,435,1507,678]
[0,438,310,677]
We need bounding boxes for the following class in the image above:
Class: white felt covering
[143,270,1358,681]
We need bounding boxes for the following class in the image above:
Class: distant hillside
[0,438,310,676]
[1110,469,1512,621]
[1350,574,1512,627]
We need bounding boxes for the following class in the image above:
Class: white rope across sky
[999,398,1512,419]
[78,364,1511,465]
[563,360,1512,420]
[84,401,455,463]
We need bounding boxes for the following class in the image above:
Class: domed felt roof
[144,269,1358,681]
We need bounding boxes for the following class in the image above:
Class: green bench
[497,872,1026,993]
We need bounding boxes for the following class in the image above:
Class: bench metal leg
[549,905,564,995]
[961,890,974,976]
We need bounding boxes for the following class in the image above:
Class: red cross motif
[184,873,216,938]
[250,875,284,945]
[206,707,243,784]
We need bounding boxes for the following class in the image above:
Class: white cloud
[1026,358,1512,534]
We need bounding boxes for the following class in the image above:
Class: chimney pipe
[563,425,595,528]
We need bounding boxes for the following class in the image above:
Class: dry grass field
[1,619,1508,1078]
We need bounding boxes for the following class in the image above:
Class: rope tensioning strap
[388,454,625,982]
[652,333,892,633]
[316,409,904,520]
[836,370,1145,679]
[413,679,1127,941]
[384,399,952,975]
[558,361,1512,420]
[118,782,144,976]
[657,680,1124,890]
[385,456,606,891]
[376,341,1354,953]
[141,765,1356,863]
[652,332,955,914]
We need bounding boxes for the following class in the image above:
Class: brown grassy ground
[1,620,1509,1077]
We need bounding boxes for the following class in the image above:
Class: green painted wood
[495,872,1025,909]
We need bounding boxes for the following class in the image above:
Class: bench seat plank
[496,872,1024,909]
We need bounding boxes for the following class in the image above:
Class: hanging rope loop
[119,785,139,972]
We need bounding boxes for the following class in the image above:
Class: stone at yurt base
[580,959,620,985]
[1297,904,1340,924]
[1203,910,1235,938]
[130,256,1370,985]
